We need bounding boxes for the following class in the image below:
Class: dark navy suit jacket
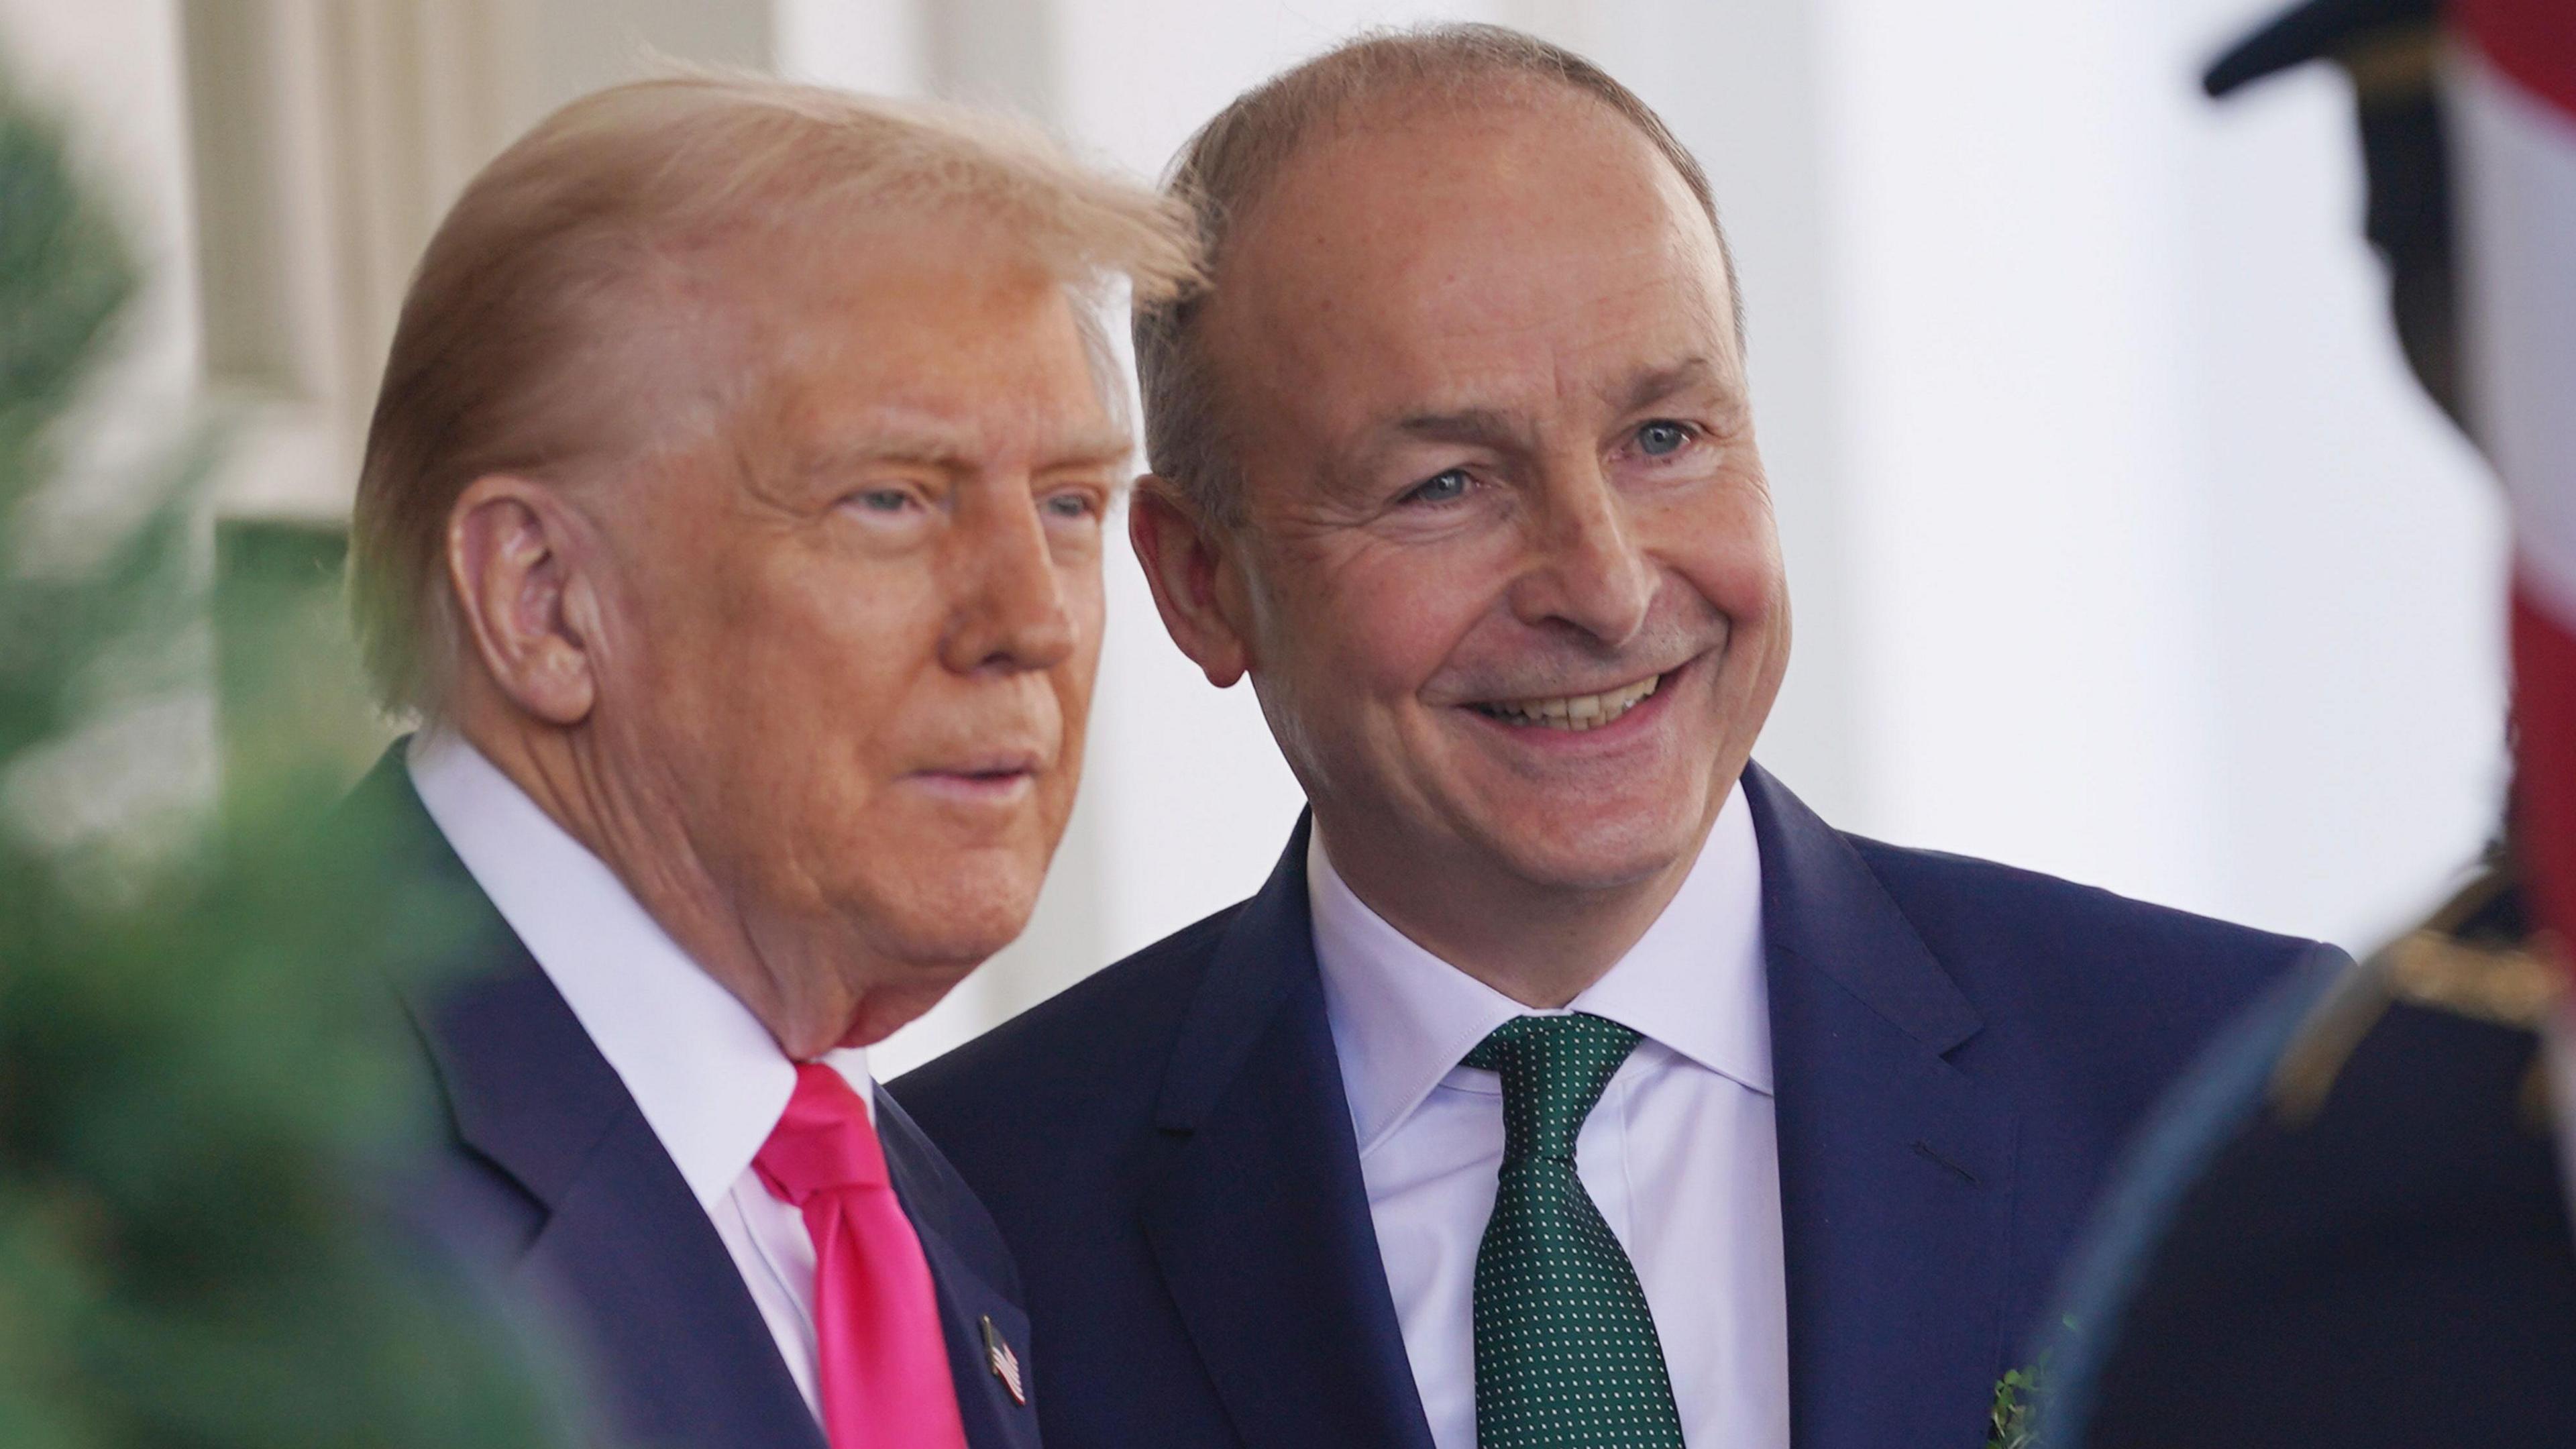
[892,765,2343,1449]
[345,750,1042,1449]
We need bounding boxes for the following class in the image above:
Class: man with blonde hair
[337,74,1192,1449]
[896,25,2343,1449]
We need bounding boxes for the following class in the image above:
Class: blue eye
[1403,469,1472,506]
[1636,421,1691,457]
[858,488,914,513]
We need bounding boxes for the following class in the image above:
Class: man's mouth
[1467,671,1666,732]
[908,749,1045,800]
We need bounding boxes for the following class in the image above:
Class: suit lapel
[1130,769,2010,1449]
[879,1091,1042,1449]
[361,753,824,1449]
[513,1105,826,1449]
[1141,818,1439,1449]
[1744,766,2016,1449]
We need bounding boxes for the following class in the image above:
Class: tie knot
[753,1061,889,1208]
[1462,1012,1640,1165]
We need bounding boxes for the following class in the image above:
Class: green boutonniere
[1986,1359,2043,1449]
[1988,1319,2072,1448]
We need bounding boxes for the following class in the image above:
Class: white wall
[2161,4,2506,944]
[1808,0,2503,948]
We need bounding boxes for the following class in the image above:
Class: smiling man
[337,76,1193,1449]
[894,25,2345,1449]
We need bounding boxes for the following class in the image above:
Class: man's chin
[800,855,1038,1033]
[835,966,977,1049]
[875,896,1038,968]
[1466,802,1713,896]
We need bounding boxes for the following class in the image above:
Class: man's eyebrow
[1042,426,1141,469]
[798,422,1134,474]
[1609,357,1725,413]
[1367,360,1729,455]
[1388,407,1530,451]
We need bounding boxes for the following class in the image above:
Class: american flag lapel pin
[980,1314,1026,1406]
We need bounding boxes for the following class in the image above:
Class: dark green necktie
[1464,1012,1684,1449]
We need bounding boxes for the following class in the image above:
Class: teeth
[1480,674,1662,731]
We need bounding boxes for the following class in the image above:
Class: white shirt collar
[407,729,870,1210]
[1311,780,1772,1159]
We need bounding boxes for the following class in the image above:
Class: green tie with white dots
[1464,1012,1685,1449]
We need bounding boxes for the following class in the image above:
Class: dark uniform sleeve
[2041,898,2576,1448]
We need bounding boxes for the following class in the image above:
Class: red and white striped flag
[2454,0,2576,950]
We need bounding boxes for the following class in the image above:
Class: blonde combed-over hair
[350,72,1201,717]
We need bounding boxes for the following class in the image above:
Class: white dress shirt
[409,729,857,1424]
[1311,781,1788,1449]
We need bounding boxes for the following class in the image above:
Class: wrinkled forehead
[1202,91,1739,423]
[1261,87,1717,269]
[629,215,1130,474]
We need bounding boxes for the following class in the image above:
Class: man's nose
[941,487,1079,674]
[1506,464,1656,647]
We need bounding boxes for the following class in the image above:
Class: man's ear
[444,474,600,727]
[1129,474,1253,688]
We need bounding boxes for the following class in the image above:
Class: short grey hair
[1132,23,1743,525]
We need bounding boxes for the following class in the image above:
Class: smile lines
[1470,672,1665,731]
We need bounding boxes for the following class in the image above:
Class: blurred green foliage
[0,64,572,1449]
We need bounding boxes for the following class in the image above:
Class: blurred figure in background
[338,76,1193,1449]
[897,25,2346,1449]
[2045,0,2576,1442]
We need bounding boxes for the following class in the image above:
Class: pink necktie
[754,1062,971,1449]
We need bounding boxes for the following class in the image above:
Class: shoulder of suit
[893,899,1244,1106]
[1007,899,1243,1034]
[1846,831,2333,965]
